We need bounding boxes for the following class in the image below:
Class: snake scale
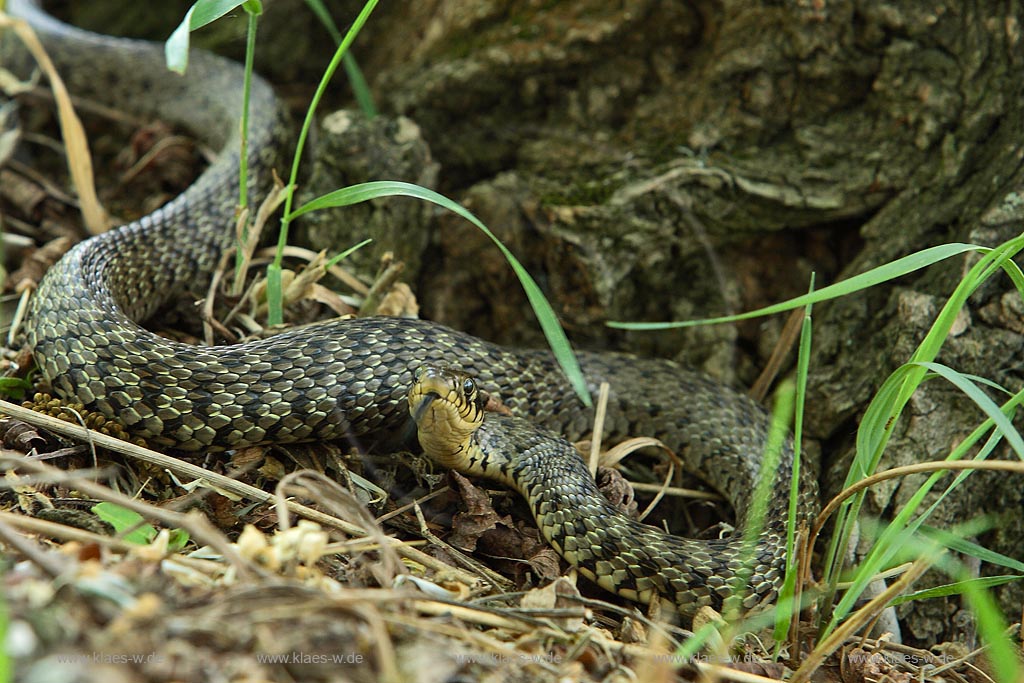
[5,0,816,615]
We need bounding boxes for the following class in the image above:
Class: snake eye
[462,378,476,396]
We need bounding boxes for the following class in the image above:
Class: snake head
[409,365,486,470]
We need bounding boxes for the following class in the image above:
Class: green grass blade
[341,54,376,118]
[773,274,814,649]
[817,366,912,615]
[291,180,592,405]
[325,238,373,269]
[931,549,1023,683]
[236,6,260,208]
[302,0,377,116]
[266,262,283,324]
[920,525,1024,572]
[843,535,1023,683]
[0,584,9,683]
[724,378,795,619]
[819,234,1024,633]
[890,575,1023,605]
[847,237,1024,490]
[607,243,986,329]
[270,0,378,324]
[912,362,1024,457]
[959,575,1021,683]
[836,532,1022,683]
[611,232,1024,331]
[822,391,1021,635]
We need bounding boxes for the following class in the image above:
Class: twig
[358,259,404,316]
[809,460,1024,555]
[587,382,610,477]
[749,307,804,402]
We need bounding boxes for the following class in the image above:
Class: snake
[5,0,816,614]
[408,365,814,615]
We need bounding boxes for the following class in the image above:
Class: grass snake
[5,0,817,615]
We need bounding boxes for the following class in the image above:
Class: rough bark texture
[297,111,439,277]
[70,0,1024,645]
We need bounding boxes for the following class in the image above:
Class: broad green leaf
[92,502,157,545]
[0,376,32,400]
[167,528,191,552]
[165,0,257,74]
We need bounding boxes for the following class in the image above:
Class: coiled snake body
[6,0,816,614]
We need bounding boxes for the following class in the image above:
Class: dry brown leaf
[309,283,355,317]
[447,471,507,552]
[0,416,48,452]
[375,281,419,317]
[520,577,584,632]
[595,466,638,519]
[524,547,562,583]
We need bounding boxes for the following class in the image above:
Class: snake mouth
[407,368,459,436]
[410,390,440,424]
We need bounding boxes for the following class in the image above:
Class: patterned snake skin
[5,0,816,614]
